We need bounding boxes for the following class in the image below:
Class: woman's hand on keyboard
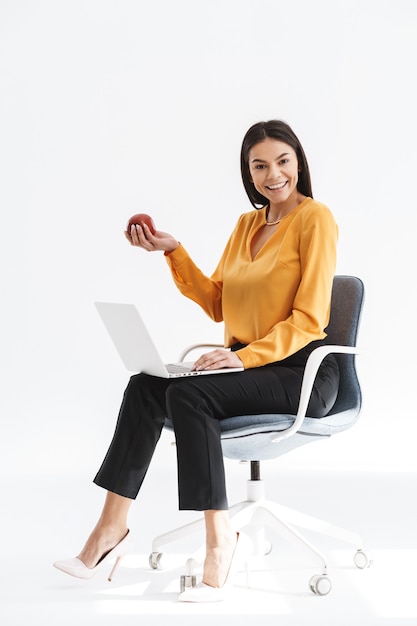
[193,349,244,371]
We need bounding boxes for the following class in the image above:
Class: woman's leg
[77,491,132,568]
[167,368,302,586]
[94,373,171,498]
[77,373,172,566]
[203,510,237,588]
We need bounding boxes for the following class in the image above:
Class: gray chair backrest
[324,275,365,415]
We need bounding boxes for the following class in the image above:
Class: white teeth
[267,181,287,190]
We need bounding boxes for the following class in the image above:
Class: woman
[54,120,339,602]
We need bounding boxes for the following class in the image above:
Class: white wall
[1,0,416,478]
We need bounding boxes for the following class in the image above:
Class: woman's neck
[266,193,307,223]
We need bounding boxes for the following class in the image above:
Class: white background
[1,0,416,481]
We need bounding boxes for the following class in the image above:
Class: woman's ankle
[202,533,237,588]
[77,525,128,567]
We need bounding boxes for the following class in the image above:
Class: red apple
[126,213,156,235]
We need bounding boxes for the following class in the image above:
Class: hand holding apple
[126,213,156,235]
[125,213,179,254]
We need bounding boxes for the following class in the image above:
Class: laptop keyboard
[166,363,193,374]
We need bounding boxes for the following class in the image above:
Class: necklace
[265,217,281,226]
[265,207,288,225]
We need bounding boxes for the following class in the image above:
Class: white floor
[2,433,416,626]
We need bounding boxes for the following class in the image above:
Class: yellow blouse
[165,198,338,369]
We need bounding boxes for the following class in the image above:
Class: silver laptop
[94,302,244,378]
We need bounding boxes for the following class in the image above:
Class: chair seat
[219,407,361,439]
[165,404,360,462]
[218,408,360,460]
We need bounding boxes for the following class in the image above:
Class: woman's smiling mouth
[266,181,288,190]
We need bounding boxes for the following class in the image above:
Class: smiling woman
[54,119,339,604]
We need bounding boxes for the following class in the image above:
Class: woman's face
[248,137,300,208]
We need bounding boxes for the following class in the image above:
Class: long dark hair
[240,120,313,208]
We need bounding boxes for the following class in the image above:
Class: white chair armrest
[271,345,361,443]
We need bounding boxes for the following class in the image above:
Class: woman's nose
[268,163,281,180]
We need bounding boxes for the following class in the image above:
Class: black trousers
[94,347,339,511]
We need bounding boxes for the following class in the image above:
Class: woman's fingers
[125,224,179,253]
[126,224,152,249]
[193,349,243,371]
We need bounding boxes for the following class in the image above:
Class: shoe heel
[244,559,251,588]
[240,533,253,588]
[108,555,123,582]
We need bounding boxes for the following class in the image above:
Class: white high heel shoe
[178,531,253,603]
[53,529,131,581]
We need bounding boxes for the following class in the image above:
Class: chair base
[150,475,371,593]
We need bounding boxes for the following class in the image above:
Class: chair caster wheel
[149,551,168,570]
[309,574,332,595]
[354,549,373,569]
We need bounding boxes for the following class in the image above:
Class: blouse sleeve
[164,243,225,323]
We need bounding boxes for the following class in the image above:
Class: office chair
[149,275,372,595]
